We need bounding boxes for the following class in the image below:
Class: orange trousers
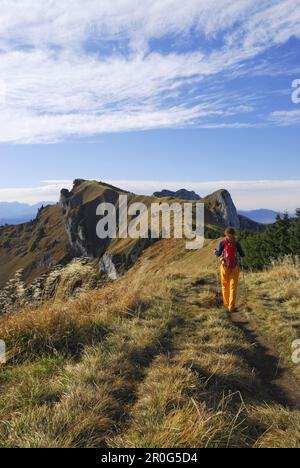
[220,264,240,311]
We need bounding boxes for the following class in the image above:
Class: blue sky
[0,1,300,210]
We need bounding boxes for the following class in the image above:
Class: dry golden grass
[246,256,300,380]
[250,405,300,448]
[53,261,99,301]
[0,270,159,363]
[261,257,300,306]
[0,292,179,447]
[109,354,250,449]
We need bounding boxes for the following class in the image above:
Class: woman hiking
[215,227,245,312]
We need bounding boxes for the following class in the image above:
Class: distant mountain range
[153,189,201,201]
[0,202,55,226]
[238,209,282,225]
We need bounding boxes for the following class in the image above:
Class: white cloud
[0,178,299,212]
[0,1,265,49]
[0,0,299,142]
[269,109,300,126]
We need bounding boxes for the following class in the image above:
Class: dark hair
[225,226,236,236]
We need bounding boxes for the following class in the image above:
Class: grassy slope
[0,205,69,288]
[244,258,300,382]
[0,238,299,448]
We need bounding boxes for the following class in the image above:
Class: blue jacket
[215,240,245,258]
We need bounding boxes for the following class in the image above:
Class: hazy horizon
[0,177,297,213]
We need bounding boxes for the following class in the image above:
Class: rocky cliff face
[204,189,240,229]
[59,179,123,259]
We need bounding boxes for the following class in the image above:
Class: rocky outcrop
[65,215,90,257]
[98,237,154,281]
[59,189,71,210]
[0,258,100,314]
[0,269,26,312]
[99,253,120,281]
[153,189,201,201]
[59,180,121,259]
[59,186,91,257]
[205,189,240,229]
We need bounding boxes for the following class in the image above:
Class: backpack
[223,239,239,270]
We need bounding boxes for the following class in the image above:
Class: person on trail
[215,227,245,312]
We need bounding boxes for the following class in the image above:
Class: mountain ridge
[0,179,262,293]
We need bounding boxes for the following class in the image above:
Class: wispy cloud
[0,0,299,143]
[0,178,299,212]
[269,109,300,126]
